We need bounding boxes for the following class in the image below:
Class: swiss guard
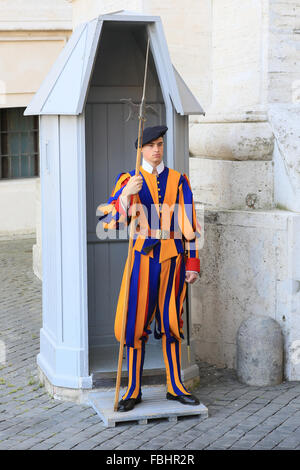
[97,124,202,412]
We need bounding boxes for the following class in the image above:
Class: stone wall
[269,0,300,103]
[187,0,300,379]
[192,207,300,380]
[34,0,300,379]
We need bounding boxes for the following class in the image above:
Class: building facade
[1,0,300,382]
[0,0,72,274]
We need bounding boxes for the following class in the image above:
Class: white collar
[142,158,165,175]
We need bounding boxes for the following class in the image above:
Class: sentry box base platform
[88,386,208,427]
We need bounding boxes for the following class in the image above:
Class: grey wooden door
[85,98,166,379]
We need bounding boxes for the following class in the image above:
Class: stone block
[190,157,273,210]
[236,314,283,386]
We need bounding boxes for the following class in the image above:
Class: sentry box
[24,10,205,398]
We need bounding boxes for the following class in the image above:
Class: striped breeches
[115,242,187,349]
[115,242,191,400]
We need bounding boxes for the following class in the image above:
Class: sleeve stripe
[98,173,131,229]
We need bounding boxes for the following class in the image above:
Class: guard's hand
[185,272,199,284]
[123,175,143,197]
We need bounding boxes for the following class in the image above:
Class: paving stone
[251,439,280,450]
[71,438,103,450]
[229,440,257,450]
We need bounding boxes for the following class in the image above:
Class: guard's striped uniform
[98,164,201,398]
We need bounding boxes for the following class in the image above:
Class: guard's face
[141,136,164,167]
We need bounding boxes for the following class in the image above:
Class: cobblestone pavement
[1,238,300,450]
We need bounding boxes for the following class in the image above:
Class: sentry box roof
[24,10,205,117]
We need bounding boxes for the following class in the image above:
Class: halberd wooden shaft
[113,37,150,412]
[113,120,144,412]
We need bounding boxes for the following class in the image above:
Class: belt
[138,228,182,240]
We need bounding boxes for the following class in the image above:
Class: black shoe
[166,392,200,406]
[117,396,142,412]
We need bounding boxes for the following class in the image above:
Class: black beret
[135,125,168,149]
